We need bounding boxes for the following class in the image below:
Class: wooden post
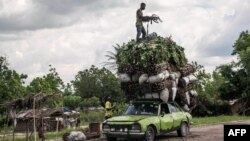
[12,113,15,141]
[33,96,36,141]
[26,121,28,141]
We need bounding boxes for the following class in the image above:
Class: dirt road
[94,120,250,141]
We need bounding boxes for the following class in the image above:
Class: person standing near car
[105,97,114,119]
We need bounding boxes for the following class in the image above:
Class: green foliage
[113,102,129,116]
[27,65,64,94]
[64,95,82,109]
[193,30,250,116]
[25,65,64,108]
[232,30,250,73]
[232,30,250,97]
[81,110,105,124]
[192,115,250,125]
[81,96,101,107]
[216,63,247,100]
[72,65,125,103]
[0,56,27,110]
[64,83,73,96]
[107,36,187,72]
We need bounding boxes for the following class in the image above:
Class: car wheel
[106,137,117,141]
[177,122,188,137]
[143,126,155,141]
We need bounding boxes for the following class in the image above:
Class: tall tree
[26,65,64,108]
[232,30,250,94]
[0,56,27,119]
[216,63,247,100]
[232,30,250,73]
[72,65,125,103]
[27,65,64,94]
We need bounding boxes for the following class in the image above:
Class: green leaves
[26,65,64,94]
[0,56,27,115]
[72,65,125,103]
[110,36,188,73]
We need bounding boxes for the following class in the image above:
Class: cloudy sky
[0,0,250,84]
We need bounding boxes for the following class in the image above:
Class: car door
[159,103,174,132]
[168,103,183,128]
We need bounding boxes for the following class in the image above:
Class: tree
[232,30,250,73]
[27,65,64,94]
[72,65,125,103]
[64,83,74,96]
[232,30,250,94]
[26,65,64,108]
[216,63,247,100]
[0,56,27,125]
[0,56,27,105]
[63,95,82,109]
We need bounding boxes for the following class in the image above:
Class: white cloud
[0,0,250,84]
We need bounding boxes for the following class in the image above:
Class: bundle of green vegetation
[108,34,198,112]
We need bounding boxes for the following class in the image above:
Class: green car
[102,100,192,141]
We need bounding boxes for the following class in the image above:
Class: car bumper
[103,131,145,138]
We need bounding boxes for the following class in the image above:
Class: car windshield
[123,102,159,115]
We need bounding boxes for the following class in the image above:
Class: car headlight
[103,124,110,132]
[131,123,141,133]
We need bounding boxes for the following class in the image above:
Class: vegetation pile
[108,34,198,111]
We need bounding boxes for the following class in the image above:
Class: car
[102,100,192,141]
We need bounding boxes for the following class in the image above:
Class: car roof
[132,100,175,104]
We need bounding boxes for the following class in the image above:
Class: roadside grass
[192,115,250,126]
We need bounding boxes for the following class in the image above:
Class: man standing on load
[136,3,149,41]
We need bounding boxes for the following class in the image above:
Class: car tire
[143,126,155,141]
[177,122,188,137]
[106,137,117,141]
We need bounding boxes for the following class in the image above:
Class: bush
[81,110,105,124]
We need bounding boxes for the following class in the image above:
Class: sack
[185,92,190,105]
[147,70,169,83]
[169,73,176,80]
[175,78,179,86]
[68,131,86,141]
[139,74,148,84]
[188,74,197,82]
[172,81,177,87]
[160,88,169,102]
[179,64,195,77]
[175,72,181,78]
[132,73,141,82]
[144,93,160,99]
[118,73,131,82]
[171,87,177,101]
[183,104,190,112]
[190,90,198,97]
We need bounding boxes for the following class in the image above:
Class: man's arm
[137,10,150,22]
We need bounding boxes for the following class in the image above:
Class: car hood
[107,115,151,122]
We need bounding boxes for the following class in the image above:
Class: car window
[174,105,180,112]
[124,103,158,115]
[168,103,177,113]
[161,104,170,114]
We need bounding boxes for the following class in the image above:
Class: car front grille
[110,125,131,132]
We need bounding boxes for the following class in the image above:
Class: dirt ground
[93,120,250,141]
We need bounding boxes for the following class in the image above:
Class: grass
[192,115,250,126]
